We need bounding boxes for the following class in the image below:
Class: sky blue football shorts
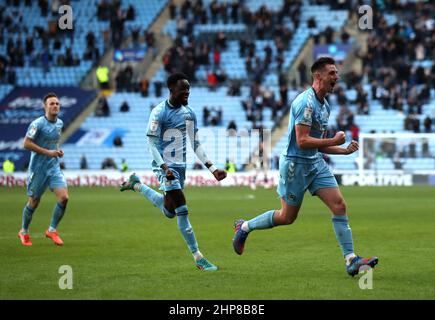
[277,155,338,206]
[153,166,186,192]
[26,168,68,198]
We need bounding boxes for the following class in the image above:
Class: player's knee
[333,198,347,215]
[29,198,40,209]
[282,215,297,225]
[163,206,176,219]
[59,195,69,206]
[275,209,297,225]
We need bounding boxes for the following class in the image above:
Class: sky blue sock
[22,205,35,232]
[139,185,175,218]
[247,210,275,231]
[332,215,354,256]
[175,205,199,253]
[49,202,66,230]
[139,184,164,209]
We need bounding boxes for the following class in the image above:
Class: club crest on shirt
[304,105,313,120]
[28,125,37,138]
[150,120,159,132]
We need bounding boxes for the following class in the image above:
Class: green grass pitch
[1,186,434,300]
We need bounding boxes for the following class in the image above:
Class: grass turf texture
[1,186,434,300]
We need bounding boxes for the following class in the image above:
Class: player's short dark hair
[311,57,336,74]
[167,72,188,89]
[43,92,58,104]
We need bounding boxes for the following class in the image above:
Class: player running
[120,73,227,271]
[18,93,69,246]
[232,57,378,277]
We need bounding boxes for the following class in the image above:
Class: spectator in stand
[123,65,134,92]
[203,106,210,126]
[80,154,88,170]
[215,32,227,50]
[154,80,163,97]
[354,84,369,115]
[393,152,403,170]
[209,106,222,126]
[101,158,117,170]
[227,80,241,96]
[422,139,431,157]
[140,78,149,97]
[298,62,307,86]
[169,1,177,19]
[350,124,360,142]
[307,16,316,28]
[227,120,237,133]
[215,68,227,84]
[423,116,432,133]
[206,70,218,91]
[336,105,353,131]
[120,101,130,112]
[113,136,123,147]
[121,159,129,172]
[96,65,110,90]
[412,116,421,133]
[131,27,141,48]
[193,161,203,170]
[336,87,348,107]
[213,48,221,67]
[95,96,110,117]
[126,5,135,20]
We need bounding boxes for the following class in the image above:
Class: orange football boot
[18,231,32,246]
[45,230,64,246]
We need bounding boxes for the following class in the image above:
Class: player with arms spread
[120,73,227,271]
[18,93,69,246]
[232,57,378,276]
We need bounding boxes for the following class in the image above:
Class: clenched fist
[345,140,359,154]
[332,131,346,146]
[212,169,227,181]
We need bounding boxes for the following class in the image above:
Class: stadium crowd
[359,0,434,132]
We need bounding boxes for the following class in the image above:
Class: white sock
[133,183,142,192]
[345,253,357,266]
[48,227,56,232]
[193,250,203,261]
[241,221,250,232]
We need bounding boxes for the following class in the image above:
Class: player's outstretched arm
[23,137,63,158]
[198,150,227,181]
[190,134,227,181]
[209,165,227,181]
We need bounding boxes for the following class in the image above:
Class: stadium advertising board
[3,171,433,187]
[113,49,146,62]
[341,174,414,186]
[0,171,280,188]
[0,87,96,170]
